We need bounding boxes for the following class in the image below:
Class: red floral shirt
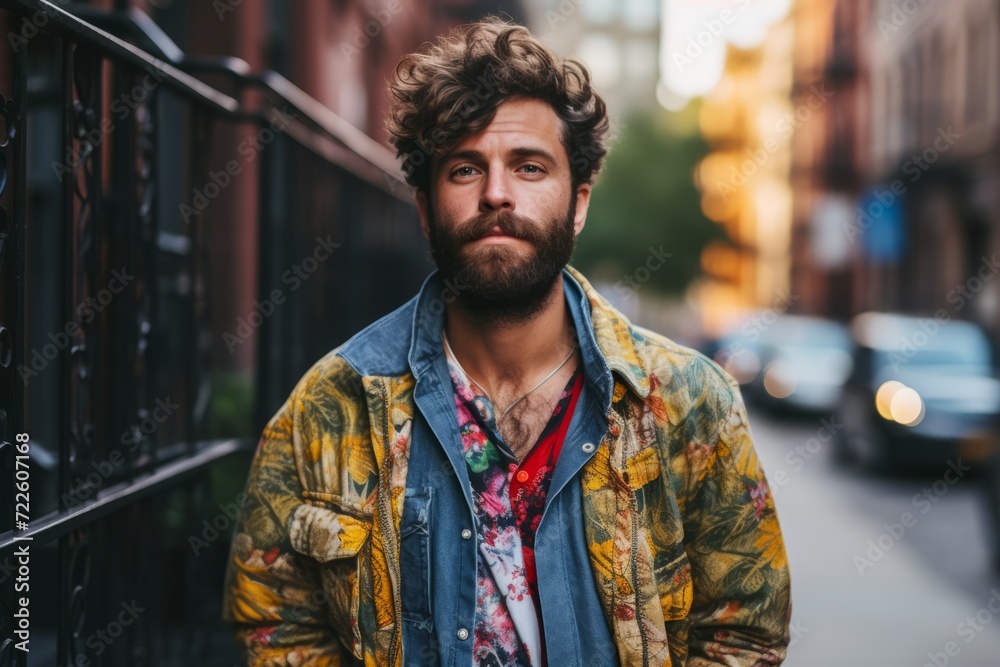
[446,355,584,667]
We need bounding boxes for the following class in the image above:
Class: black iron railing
[0,1,428,664]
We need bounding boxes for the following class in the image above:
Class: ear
[416,189,431,239]
[573,182,592,236]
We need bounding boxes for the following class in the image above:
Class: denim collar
[403,266,650,418]
[337,266,651,413]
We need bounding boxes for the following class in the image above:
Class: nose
[480,168,514,213]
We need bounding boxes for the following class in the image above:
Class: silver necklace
[442,331,576,424]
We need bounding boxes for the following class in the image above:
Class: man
[223,18,791,667]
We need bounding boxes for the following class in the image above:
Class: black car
[836,312,998,471]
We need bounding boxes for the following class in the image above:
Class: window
[576,33,622,89]
[582,0,617,25]
[622,0,659,31]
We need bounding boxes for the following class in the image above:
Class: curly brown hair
[385,17,611,194]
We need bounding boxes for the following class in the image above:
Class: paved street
[748,407,1000,667]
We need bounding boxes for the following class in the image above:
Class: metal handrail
[0,0,238,112]
[0,439,255,556]
[7,0,413,199]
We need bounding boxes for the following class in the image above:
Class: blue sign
[857,185,906,262]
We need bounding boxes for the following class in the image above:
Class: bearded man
[223,17,792,667]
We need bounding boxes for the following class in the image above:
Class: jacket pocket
[289,500,373,659]
[607,403,662,492]
[618,444,661,491]
[399,487,433,630]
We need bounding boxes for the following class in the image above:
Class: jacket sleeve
[681,370,792,666]
[221,394,352,667]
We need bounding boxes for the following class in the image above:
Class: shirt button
[582,442,595,453]
[461,529,472,540]
[516,470,529,482]
[457,628,469,640]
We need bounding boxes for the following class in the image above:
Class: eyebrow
[441,146,560,167]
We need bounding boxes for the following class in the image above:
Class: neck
[443,274,576,394]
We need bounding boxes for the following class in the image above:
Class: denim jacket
[398,269,618,666]
[222,266,792,666]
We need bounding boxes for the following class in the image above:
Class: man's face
[416,97,591,320]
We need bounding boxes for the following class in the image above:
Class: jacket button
[461,529,472,540]
[516,470,529,482]
[457,628,469,640]
[582,442,595,453]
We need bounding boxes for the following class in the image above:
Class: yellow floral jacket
[222,267,792,666]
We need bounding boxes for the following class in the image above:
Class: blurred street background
[1,0,1000,665]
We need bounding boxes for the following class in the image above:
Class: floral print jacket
[222,267,792,666]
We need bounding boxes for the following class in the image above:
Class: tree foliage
[573,108,724,296]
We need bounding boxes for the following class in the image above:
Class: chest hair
[495,367,576,462]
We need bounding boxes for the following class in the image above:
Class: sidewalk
[750,412,1000,666]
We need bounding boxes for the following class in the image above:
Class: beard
[427,197,577,327]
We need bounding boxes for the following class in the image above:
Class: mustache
[450,210,545,245]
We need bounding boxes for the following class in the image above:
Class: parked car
[752,315,853,414]
[704,328,765,388]
[709,314,853,414]
[836,312,999,471]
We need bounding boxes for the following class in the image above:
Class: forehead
[450,97,565,156]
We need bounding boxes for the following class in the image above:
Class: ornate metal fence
[0,1,427,664]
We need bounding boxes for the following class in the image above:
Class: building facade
[790,0,1000,331]
[692,15,797,335]
[522,0,662,116]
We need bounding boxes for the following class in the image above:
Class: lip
[470,228,521,244]
[469,237,523,250]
